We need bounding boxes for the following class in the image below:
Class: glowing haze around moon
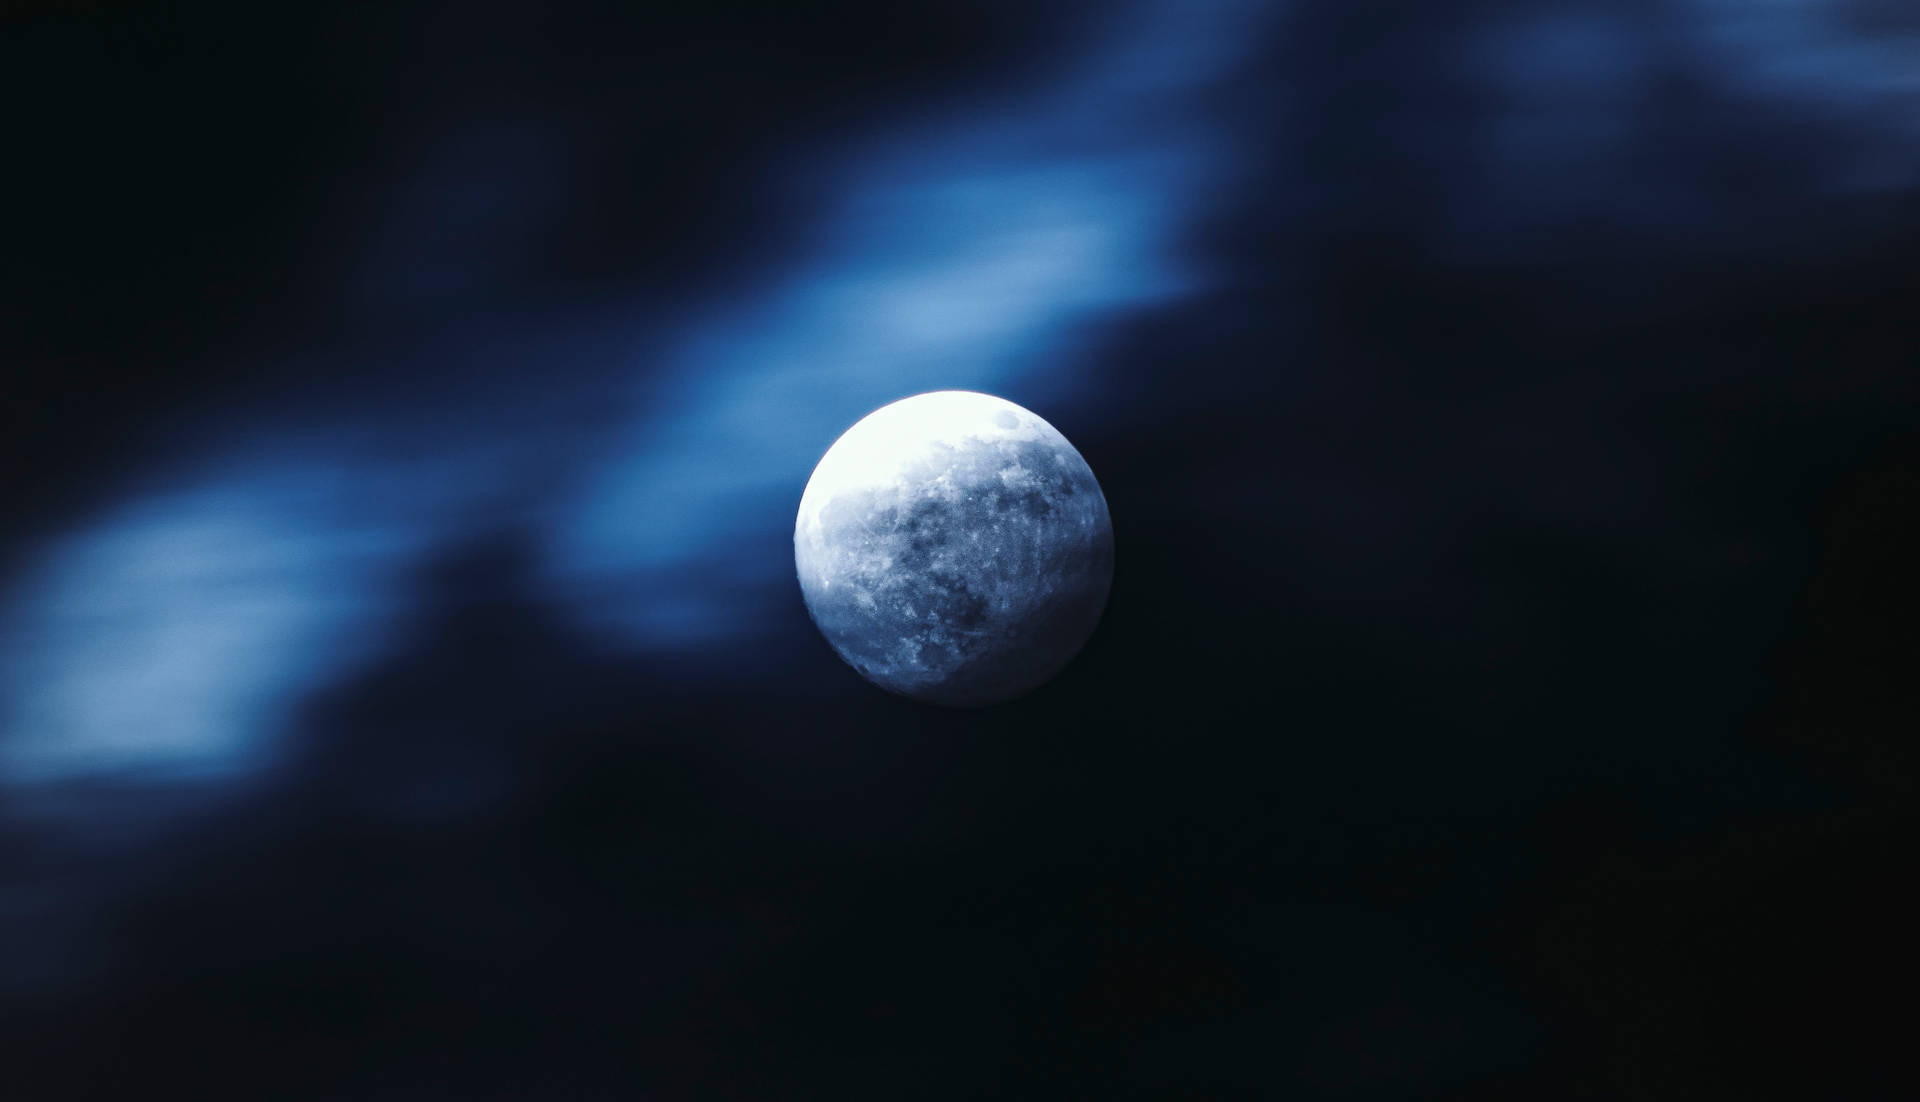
[795,391,1114,707]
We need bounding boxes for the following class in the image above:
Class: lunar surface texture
[795,391,1114,707]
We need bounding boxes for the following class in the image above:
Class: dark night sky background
[3,1,1917,1097]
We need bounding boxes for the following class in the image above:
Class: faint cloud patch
[540,0,1262,653]
[0,468,417,784]
[1683,0,1920,190]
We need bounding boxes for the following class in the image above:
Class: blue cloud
[539,0,1252,652]
[0,466,412,784]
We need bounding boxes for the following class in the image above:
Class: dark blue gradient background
[3,1,1916,1097]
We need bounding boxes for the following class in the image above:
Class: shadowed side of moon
[796,427,1113,707]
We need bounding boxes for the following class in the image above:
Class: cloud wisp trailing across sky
[0,0,1263,788]
[10,0,1909,790]
[540,0,1260,652]
[0,458,418,786]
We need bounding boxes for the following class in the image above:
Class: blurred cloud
[0,464,413,785]
[6,0,1915,796]
[0,407,554,788]
[1682,0,1920,189]
[0,0,1264,789]
[1687,0,1920,103]
[540,0,1257,651]
[1471,6,1647,219]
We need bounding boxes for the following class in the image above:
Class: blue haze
[3,0,1916,792]
[0,0,1253,786]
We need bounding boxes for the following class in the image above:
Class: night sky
[3,1,1917,1097]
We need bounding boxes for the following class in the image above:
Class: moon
[795,391,1114,707]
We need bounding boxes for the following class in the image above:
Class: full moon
[795,391,1114,707]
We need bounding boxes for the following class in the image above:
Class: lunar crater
[795,391,1113,707]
